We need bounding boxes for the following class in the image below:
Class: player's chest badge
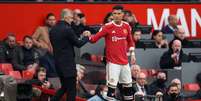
[123,29,128,34]
[112,30,116,34]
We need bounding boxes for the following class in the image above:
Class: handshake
[82,30,91,37]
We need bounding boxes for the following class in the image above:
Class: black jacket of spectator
[49,21,88,78]
[135,40,145,48]
[162,25,175,34]
[151,43,167,48]
[72,23,96,37]
[4,43,19,63]
[12,46,39,71]
[26,78,54,89]
[132,83,151,95]
[169,37,194,48]
[0,41,7,63]
[149,80,167,95]
[160,48,189,69]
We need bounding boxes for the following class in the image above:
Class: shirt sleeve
[89,26,107,43]
[66,27,89,48]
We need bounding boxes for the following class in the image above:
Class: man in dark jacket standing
[49,8,89,101]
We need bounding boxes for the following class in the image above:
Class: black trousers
[51,76,76,101]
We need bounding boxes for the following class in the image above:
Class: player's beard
[113,19,122,25]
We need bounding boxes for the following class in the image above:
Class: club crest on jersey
[112,30,116,34]
[123,29,128,34]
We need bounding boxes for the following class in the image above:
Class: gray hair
[60,8,72,20]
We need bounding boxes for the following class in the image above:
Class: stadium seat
[8,71,22,79]
[186,100,201,101]
[183,83,200,92]
[148,69,158,77]
[22,70,34,80]
[0,63,14,75]
[141,69,149,77]
[96,55,103,63]
[90,54,97,63]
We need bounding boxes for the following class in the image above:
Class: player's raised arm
[89,26,107,43]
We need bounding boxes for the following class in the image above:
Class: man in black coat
[133,72,150,101]
[49,8,89,101]
[169,25,194,48]
[149,71,167,95]
[12,36,39,72]
[160,39,189,69]
[163,83,184,101]
[4,34,20,63]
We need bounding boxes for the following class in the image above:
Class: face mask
[157,79,166,84]
[170,93,177,98]
[101,91,107,99]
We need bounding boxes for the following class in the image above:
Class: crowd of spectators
[0,4,200,101]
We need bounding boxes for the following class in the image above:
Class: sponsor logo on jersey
[112,36,126,42]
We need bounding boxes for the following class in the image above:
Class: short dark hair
[23,35,33,41]
[112,5,124,11]
[46,13,55,20]
[151,30,163,39]
[36,67,46,74]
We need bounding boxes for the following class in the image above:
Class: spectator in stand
[32,13,57,77]
[32,13,55,54]
[132,29,145,48]
[88,85,108,101]
[27,67,53,89]
[171,78,182,91]
[123,10,139,28]
[149,71,167,95]
[116,64,141,100]
[76,64,95,98]
[72,10,95,37]
[191,72,201,99]
[162,15,178,34]
[151,30,168,48]
[12,36,39,73]
[103,12,113,24]
[160,39,189,69]
[131,64,141,81]
[163,83,184,101]
[26,67,53,100]
[2,33,20,63]
[133,72,150,100]
[169,25,193,48]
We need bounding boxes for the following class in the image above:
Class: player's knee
[122,83,134,101]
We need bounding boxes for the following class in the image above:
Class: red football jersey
[90,21,135,65]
